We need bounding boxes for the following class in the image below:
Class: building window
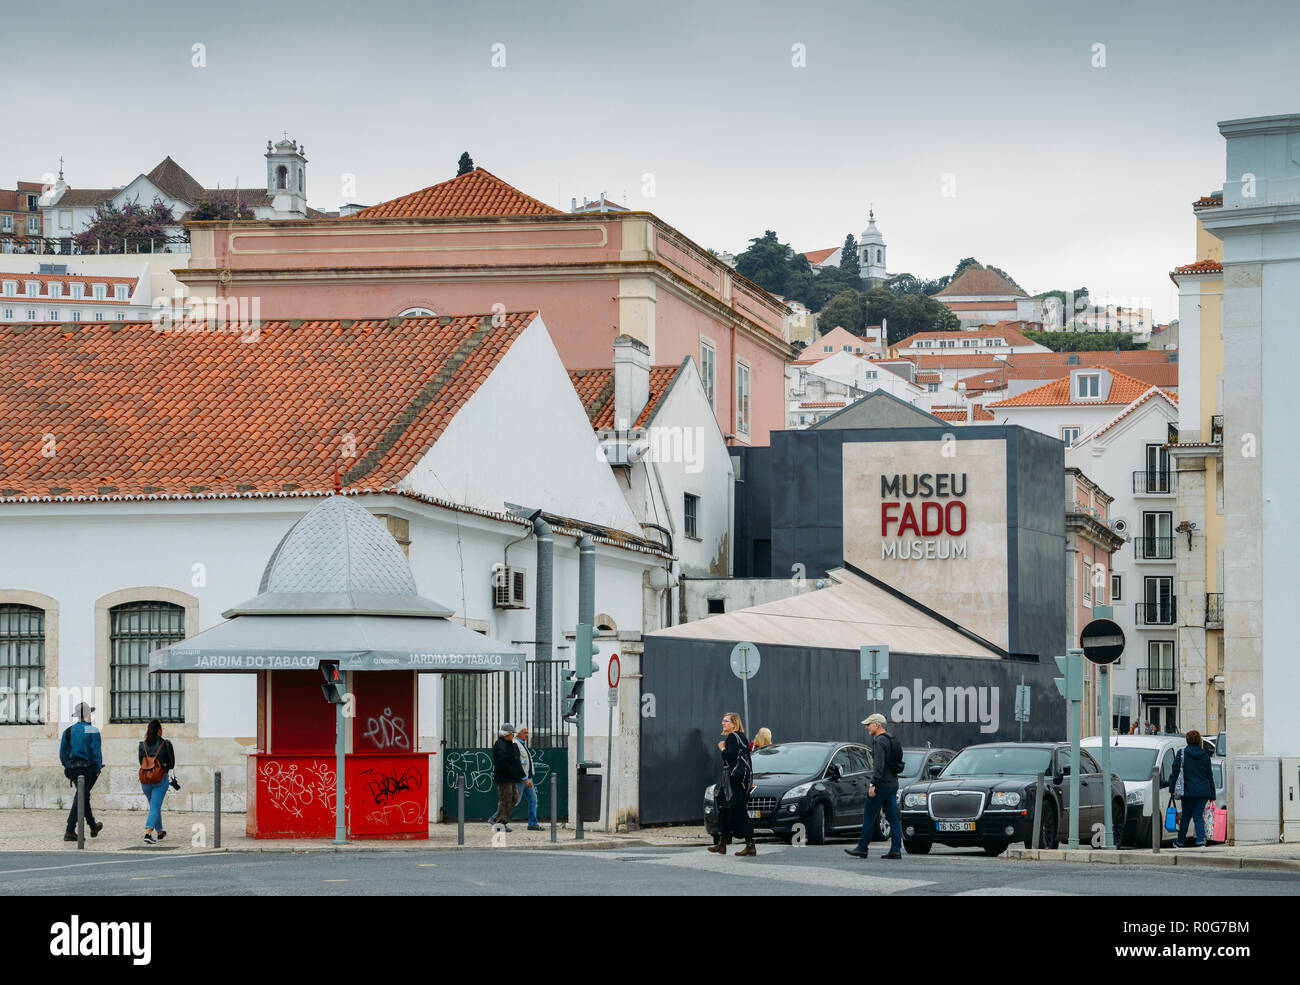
[25,281,39,296]
[26,194,38,211]
[397,307,435,317]
[114,285,129,301]
[93,312,103,321]
[1111,573,1122,601]
[823,345,832,352]
[26,309,37,320]
[71,311,81,321]
[70,283,84,299]
[277,165,288,190]
[1077,373,1100,398]
[26,218,38,235]
[93,283,106,300]
[736,361,751,435]
[116,312,126,321]
[684,493,700,539]
[700,341,715,408]
[1,216,11,232]
[1062,427,1081,448]
[48,283,61,298]
[1141,577,1175,625]
[927,382,939,393]
[0,604,46,724]
[1083,560,1092,606]
[109,602,186,723]
[2,309,12,320]
[707,598,725,614]
[48,310,58,320]
[866,370,877,380]
[1,281,14,296]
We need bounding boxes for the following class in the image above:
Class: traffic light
[562,669,583,723]
[575,622,600,679]
[320,662,345,704]
[1053,652,1083,701]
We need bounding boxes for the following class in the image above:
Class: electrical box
[1282,757,1300,843]
[1232,756,1281,844]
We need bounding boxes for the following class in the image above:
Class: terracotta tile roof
[346,168,563,221]
[915,371,942,383]
[1169,258,1223,284]
[568,365,679,430]
[800,401,847,409]
[935,266,1027,298]
[896,325,1038,348]
[1193,193,1222,210]
[972,404,994,421]
[803,247,838,265]
[794,326,865,364]
[986,368,1177,409]
[16,181,44,193]
[1089,387,1180,441]
[959,352,1180,390]
[49,188,117,208]
[0,191,19,211]
[0,272,138,302]
[906,353,1008,369]
[145,157,205,203]
[0,312,537,499]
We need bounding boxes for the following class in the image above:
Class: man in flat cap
[491,723,524,832]
[845,713,903,859]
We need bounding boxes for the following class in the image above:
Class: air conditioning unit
[492,564,527,609]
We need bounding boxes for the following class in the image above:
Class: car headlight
[782,782,813,801]
[990,791,1022,807]
[903,792,927,809]
[1126,788,1146,805]
[704,785,715,804]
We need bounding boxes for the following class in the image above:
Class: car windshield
[944,746,1053,776]
[901,751,927,777]
[1085,746,1158,781]
[751,744,830,776]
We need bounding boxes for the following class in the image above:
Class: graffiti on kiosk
[261,760,336,817]
[360,766,422,807]
[362,706,411,750]
[444,748,552,794]
[364,801,424,827]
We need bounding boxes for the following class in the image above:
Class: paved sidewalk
[1009,842,1300,871]
[0,809,712,855]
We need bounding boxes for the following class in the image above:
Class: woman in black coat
[708,712,756,857]
[1169,729,1216,847]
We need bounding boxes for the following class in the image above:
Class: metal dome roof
[223,496,454,618]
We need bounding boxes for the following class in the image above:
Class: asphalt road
[2,844,1297,896]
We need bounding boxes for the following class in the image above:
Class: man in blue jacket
[1169,728,1215,847]
[58,702,104,841]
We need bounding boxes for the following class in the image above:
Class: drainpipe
[534,516,553,663]
[577,534,596,839]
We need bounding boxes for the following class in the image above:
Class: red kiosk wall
[269,670,336,753]
[351,671,417,753]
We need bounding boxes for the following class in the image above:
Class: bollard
[76,775,86,850]
[1151,766,1162,852]
[550,773,557,843]
[1032,771,1045,850]
[457,775,465,846]
[214,770,222,849]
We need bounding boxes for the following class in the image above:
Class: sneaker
[844,849,869,858]
[527,824,543,831]
[1172,840,1185,848]
[89,822,103,838]
[63,831,77,842]
[144,831,156,844]
[156,829,166,841]
[882,852,903,859]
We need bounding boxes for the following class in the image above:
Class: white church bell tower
[265,136,308,217]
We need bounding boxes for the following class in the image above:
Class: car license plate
[748,810,762,819]
[937,821,975,832]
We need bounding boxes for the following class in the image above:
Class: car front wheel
[875,811,890,843]
[982,839,1010,857]
[806,802,828,846]
[1026,800,1059,850]
[903,836,932,855]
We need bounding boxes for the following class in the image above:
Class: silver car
[1081,735,1184,846]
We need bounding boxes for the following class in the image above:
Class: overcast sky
[10,0,1298,321]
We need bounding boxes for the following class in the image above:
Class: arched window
[876,249,882,264]
[276,165,288,190]
[399,307,436,317]
[298,170,303,192]
[0,604,45,724]
[109,602,186,722]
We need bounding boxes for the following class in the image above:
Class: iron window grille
[0,604,45,724]
[110,602,186,723]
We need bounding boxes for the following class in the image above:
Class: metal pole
[605,689,615,833]
[577,534,594,843]
[1033,771,1045,849]
[1067,649,1082,850]
[550,772,557,842]
[457,775,465,845]
[76,775,86,850]
[740,646,751,743]
[214,770,222,849]
[1100,665,1114,849]
[334,688,346,844]
[1150,765,1161,853]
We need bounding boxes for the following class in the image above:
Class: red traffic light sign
[1080,618,1125,664]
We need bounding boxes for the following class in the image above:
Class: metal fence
[443,659,568,749]
[1,235,191,256]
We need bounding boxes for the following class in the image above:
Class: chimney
[571,197,577,212]
[966,402,974,423]
[613,334,651,429]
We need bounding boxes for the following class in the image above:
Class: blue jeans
[855,785,901,854]
[142,779,168,831]
[512,778,539,826]
[1176,796,1209,845]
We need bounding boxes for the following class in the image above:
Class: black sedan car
[703,741,957,845]
[898,742,1126,856]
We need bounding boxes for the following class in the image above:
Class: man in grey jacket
[845,713,903,860]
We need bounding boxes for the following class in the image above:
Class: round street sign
[730,642,761,681]
[1080,618,1125,664]
[607,653,621,689]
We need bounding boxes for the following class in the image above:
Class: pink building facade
[181,177,791,446]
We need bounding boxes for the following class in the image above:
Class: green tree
[75,198,176,254]
[1023,330,1142,352]
[952,257,980,279]
[734,230,813,302]
[864,288,959,344]
[457,152,475,176]
[805,265,863,310]
[840,234,860,278]
[817,289,870,335]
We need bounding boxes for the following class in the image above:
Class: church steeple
[858,207,887,286]
[265,135,308,217]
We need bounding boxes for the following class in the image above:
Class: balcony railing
[1206,593,1224,629]
[1135,600,1178,626]
[1133,470,1174,494]
[1211,415,1223,444]
[1133,536,1175,560]
[1137,667,1177,691]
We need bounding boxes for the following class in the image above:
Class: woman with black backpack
[138,719,175,844]
[708,712,756,857]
